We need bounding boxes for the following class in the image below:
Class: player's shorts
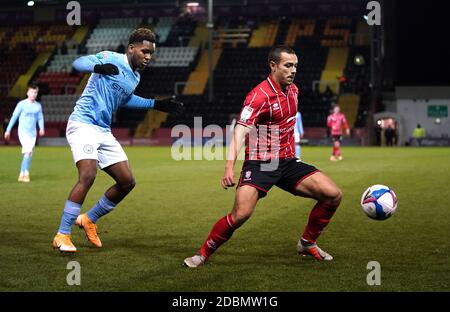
[18,133,36,154]
[294,132,301,144]
[238,158,319,198]
[332,135,343,143]
[66,120,128,169]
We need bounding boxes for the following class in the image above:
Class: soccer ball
[360,185,398,220]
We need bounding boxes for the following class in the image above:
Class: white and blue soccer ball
[361,185,398,220]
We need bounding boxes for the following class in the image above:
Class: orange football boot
[75,213,102,247]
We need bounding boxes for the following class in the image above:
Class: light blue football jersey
[6,99,44,136]
[69,51,141,129]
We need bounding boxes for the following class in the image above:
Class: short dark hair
[28,83,39,90]
[128,28,156,45]
[268,45,296,66]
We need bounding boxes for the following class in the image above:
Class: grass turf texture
[0,146,449,291]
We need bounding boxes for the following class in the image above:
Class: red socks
[198,203,338,258]
[302,201,338,243]
[333,141,341,156]
[199,214,236,258]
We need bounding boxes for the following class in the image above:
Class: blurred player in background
[4,84,45,182]
[184,45,343,268]
[294,110,304,159]
[327,105,349,161]
[52,28,184,253]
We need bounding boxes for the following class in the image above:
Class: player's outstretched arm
[122,94,155,109]
[222,124,251,189]
[123,95,184,116]
[72,55,119,75]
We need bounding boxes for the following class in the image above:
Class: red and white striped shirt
[327,113,349,136]
[237,75,299,161]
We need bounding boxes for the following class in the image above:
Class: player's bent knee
[231,212,251,228]
[232,186,258,227]
[235,204,257,225]
[328,187,342,204]
[128,178,136,192]
[78,172,96,188]
[119,177,136,194]
[231,205,253,227]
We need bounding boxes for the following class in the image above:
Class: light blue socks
[86,195,116,223]
[58,200,81,234]
[20,153,31,175]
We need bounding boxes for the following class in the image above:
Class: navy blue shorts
[238,158,319,198]
[332,135,343,143]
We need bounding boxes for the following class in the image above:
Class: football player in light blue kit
[53,28,184,252]
[294,110,304,159]
[4,84,45,182]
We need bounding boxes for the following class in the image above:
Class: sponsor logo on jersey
[111,82,131,99]
[280,124,295,134]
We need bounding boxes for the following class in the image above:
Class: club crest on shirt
[83,144,94,154]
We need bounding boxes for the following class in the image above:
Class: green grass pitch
[0,146,449,291]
